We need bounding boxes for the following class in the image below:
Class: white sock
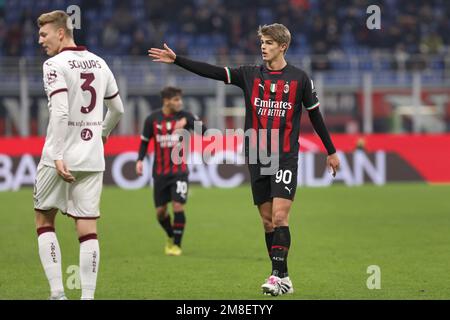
[79,236,100,300]
[37,230,65,297]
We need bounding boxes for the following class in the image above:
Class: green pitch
[1,184,449,300]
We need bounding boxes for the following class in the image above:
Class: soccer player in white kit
[34,11,124,300]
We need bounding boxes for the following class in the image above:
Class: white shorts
[33,164,103,219]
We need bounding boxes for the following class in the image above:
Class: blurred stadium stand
[0,0,449,136]
[2,0,450,59]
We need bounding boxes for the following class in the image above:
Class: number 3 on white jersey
[80,73,96,114]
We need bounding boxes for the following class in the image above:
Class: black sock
[158,214,174,238]
[265,231,274,260]
[271,226,291,278]
[173,211,186,247]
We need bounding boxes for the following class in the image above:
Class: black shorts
[248,163,298,205]
[153,174,189,208]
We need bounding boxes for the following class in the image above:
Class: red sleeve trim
[104,91,119,100]
[49,88,68,98]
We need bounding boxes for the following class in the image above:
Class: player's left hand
[174,117,187,130]
[327,153,340,178]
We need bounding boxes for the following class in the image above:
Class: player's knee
[262,218,273,232]
[272,210,288,227]
[156,206,168,219]
[260,213,273,230]
[172,202,184,213]
[35,208,57,229]
[75,219,97,238]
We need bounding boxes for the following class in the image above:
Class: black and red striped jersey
[224,63,320,164]
[139,109,205,177]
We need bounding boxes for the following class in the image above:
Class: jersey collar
[60,46,87,52]
[161,109,176,118]
[262,62,289,75]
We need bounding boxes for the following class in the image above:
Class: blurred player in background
[149,23,340,296]
[33,11,124,300]
[136,86,206,256]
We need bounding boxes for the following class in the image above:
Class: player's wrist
[174,54,185,65]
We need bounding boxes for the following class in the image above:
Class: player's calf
[156,206,174,240]
[258,202,274,262]
[76,219,99,300]
[78,232,99,300]
[173,209,185,248]
[36,224,65,299]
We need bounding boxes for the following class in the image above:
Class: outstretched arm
[148,44,228,82]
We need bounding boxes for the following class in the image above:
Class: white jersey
[40,46,119,171]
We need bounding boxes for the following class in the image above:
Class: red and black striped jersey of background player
[223,64,331,165]
[138,109,207,177]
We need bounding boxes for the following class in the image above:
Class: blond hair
[37,10,73,38]
[257,23,291,54]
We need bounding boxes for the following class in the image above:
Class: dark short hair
[160,86,182,100]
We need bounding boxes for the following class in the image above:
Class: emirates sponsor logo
[254,97,293,110]
[156,134,181,148]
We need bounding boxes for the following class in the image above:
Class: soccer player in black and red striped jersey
[136,86,206,256]
[149,24,340,296]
